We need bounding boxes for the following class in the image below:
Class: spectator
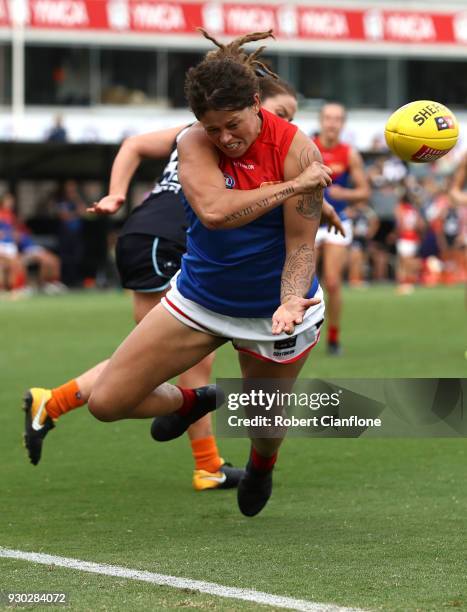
[0,192,64,293]
[55,180,86,287]
[418,177,446,285]
[17,228,63,292]
[348,202,380,287]
[46,115,68,143]
[0,192,16,225]
[367,155,407,282]
[394,183,425,294]
[0,220,25,291]
[437,195,464,284]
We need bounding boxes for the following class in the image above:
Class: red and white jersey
[396,202,421,242]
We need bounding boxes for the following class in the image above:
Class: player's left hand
[321,202,345,236]
[87,194,125,215]
[272,296,321,336]
[326,185,348,201]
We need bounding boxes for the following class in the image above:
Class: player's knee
[325,277,341,294]
[88,392,120,422]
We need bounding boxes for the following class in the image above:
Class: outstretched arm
[321,199,345,236]
[272,132,323,335]
[88,125,187,214]
[178,124,332,230]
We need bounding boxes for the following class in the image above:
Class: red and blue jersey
[313,136,351,220]
[0,221,15,245]
[177,109,319,317]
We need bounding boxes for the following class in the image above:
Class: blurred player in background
[449,151,467,281]
[394,183,425,294]
[450,152,467,207]
[313,103,370,354]
[23,71,342,494]
[439,195,463,283]
[348,201,379,287]
[367,154,407,283]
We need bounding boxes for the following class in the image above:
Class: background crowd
[0,145,465,298]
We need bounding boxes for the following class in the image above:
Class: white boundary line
[0,547,365,612]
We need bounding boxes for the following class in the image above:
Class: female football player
[24,71,341,494]
[24,34,329,511]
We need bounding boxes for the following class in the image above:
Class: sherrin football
[384,100,459,163]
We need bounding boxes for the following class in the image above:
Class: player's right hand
[272,295,321,335]
[295,161,333,192]
[321,201,345,236]
[87,194,125,215]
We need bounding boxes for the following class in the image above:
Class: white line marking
[0,547,365,612]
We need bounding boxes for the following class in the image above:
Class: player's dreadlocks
[185,29,279,119]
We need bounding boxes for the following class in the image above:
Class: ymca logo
[435,116,454,131]
[224,173,235,189]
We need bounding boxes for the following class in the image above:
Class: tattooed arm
[178,124,331,230]
[272,132,325,335]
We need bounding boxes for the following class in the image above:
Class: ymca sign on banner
[0,1,466,47]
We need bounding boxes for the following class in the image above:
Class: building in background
[0,0,466,148]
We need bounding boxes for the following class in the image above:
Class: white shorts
[397,239,419,258]
[315,219,353,248]
[0,243,18,258]
[162,278,325,364]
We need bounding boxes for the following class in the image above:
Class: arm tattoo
[296,188,323,220]
[223,206,254,223]
[295,144,324,220]
[224,185,295,224]
[281,243,315,303]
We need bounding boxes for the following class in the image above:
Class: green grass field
[0,286,466,611]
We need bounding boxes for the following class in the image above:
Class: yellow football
[384,100,459,163]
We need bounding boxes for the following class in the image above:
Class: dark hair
[185,29,277,119]
[259,76,296,103]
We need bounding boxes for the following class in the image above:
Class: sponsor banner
[215,378,466,438]
[121,1,202,34]
[29,0,105,29]
[2,0,202,31]
[1,1,466,47]
[0,0,9,27]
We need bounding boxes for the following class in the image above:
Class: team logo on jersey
[224,173,235,189]
[328,162,345,175]
[434,116,454,131]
